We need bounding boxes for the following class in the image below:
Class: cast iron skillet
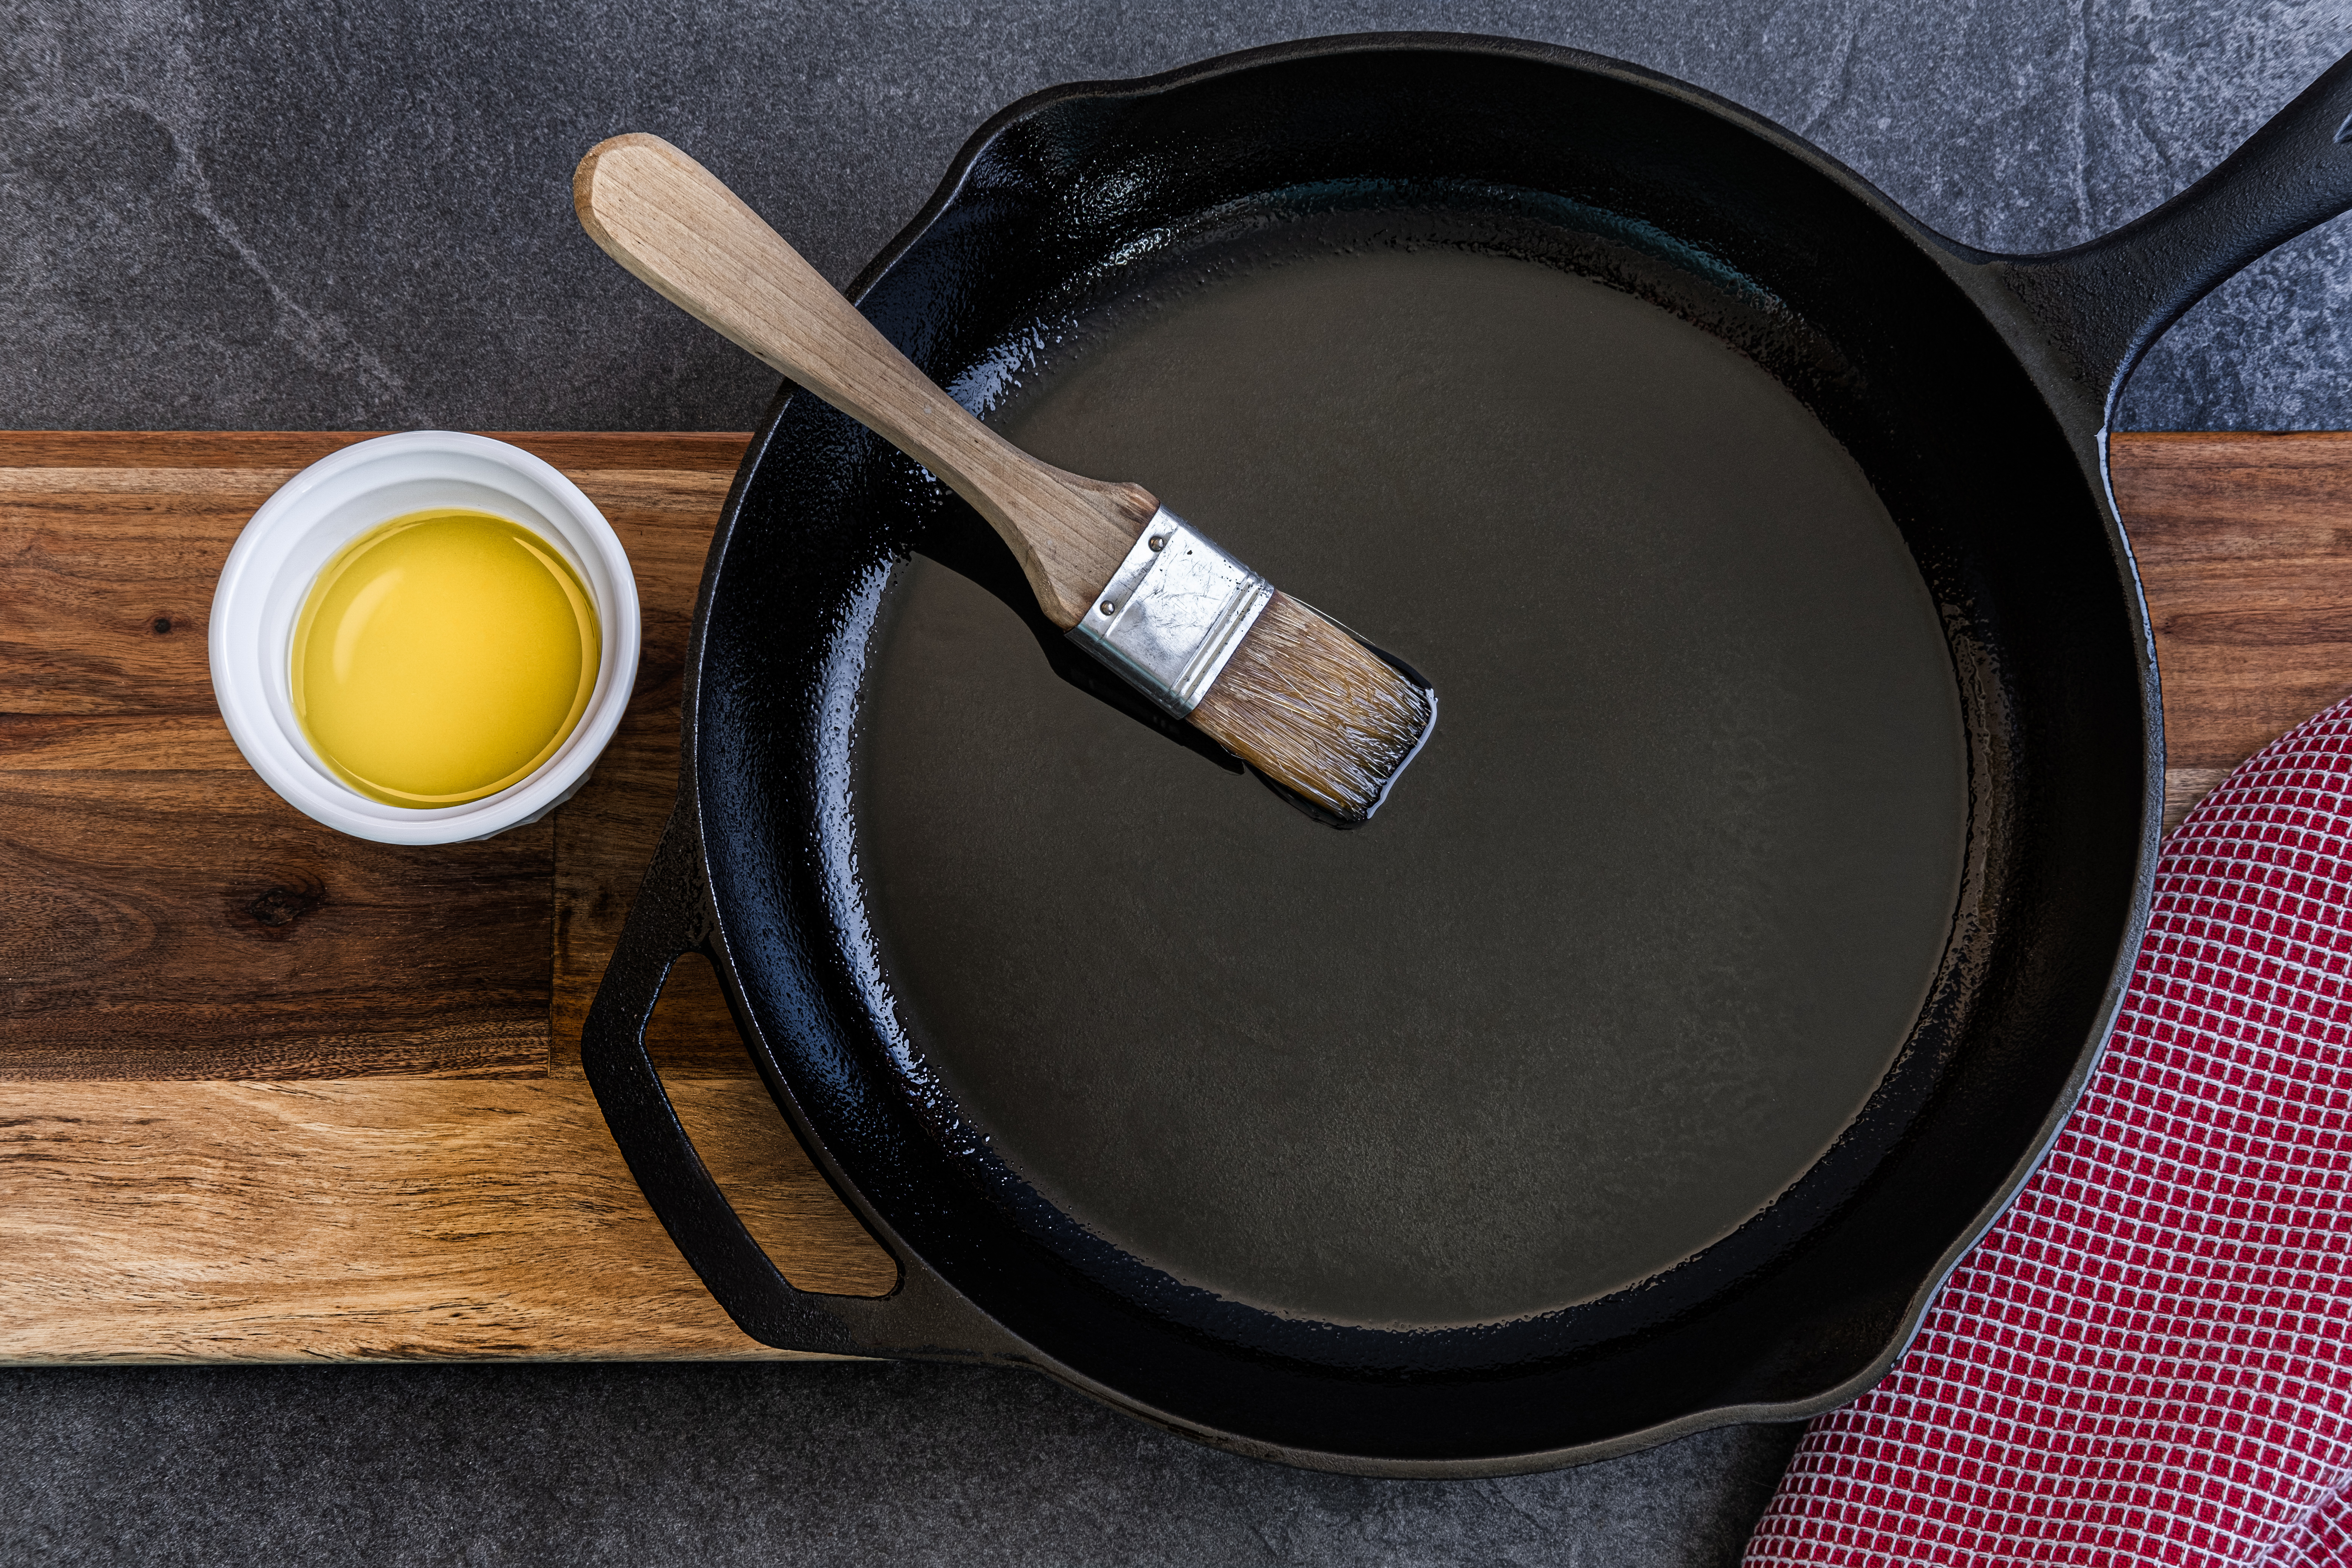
[582,34,2352,1475]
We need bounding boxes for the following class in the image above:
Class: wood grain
[0,1073,894,1363]
[0,767,551,1079]
[2115,432,2352,775]
[574,134,1158,626]
[0,433,743,1081]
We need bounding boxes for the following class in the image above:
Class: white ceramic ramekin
[209,430,641,845]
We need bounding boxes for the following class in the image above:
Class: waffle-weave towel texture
[1745,698,2352,1566]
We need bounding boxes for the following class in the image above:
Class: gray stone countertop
[6,2,2349,1565]
[9,0,2352,435]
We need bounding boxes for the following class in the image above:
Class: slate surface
[0,1364,1795,1566]
[6,2,2350,1563]
[8,0,2352,435]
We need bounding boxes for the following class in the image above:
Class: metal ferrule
[1066,508,1273,719]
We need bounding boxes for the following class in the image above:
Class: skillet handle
[579,806,862,1354]
[582,807,1023,1361]
[1992,49,2352,414]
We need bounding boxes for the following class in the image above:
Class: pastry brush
[573,133,1436,824]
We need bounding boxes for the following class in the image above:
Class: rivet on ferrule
[1067,508,1272,718]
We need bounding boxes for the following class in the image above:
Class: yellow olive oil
[291,509,600,807]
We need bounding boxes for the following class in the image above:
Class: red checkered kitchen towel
[1746,698,2352,1566]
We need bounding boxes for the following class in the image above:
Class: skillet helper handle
[579,808,864,1354]
[1996,49,2352,408]
[573,132,1153,628]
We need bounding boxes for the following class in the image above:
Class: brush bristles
[1187,592,1434,822]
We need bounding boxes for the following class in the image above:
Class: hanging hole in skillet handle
[1990,48,2352,421]
[580,806,1020,1361]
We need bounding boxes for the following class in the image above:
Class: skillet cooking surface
[858,236,1967,1328]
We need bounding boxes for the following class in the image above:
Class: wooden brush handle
[574,133,1155,628]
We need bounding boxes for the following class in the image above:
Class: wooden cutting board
[0,429,2343,1361]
